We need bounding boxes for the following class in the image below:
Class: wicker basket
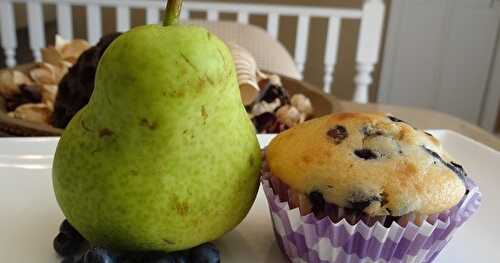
[0,66,337,137]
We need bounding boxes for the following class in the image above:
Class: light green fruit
[52,3,261,252]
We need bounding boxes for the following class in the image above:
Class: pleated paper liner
[261,172,481,263]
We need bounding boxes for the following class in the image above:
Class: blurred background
[1,0,499,137]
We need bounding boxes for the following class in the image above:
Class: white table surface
[0,131,498,262]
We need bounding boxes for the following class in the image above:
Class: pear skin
[52,24,261,252]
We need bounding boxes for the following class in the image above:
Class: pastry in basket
[261,112,481,263]
[1,29,315,134]
[0,36,90,126]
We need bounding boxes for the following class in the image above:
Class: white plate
[0,130,498,262]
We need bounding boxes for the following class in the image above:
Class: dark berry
[189,243,220,263]
[83,247,115,263]
[53,232,82,257]
[61,257,75,263]
[74,255,84,263]
[5,94,30,111]
[19,84,42,102]
[143,252,180,263]
[348,193,381,211]
[387,115,406,123]
[308,191,325,215]
[349,201,371,211]
[244,105,253,112]
[423,146,467,183]
[446,161,467,183]
[162,251,189,263]
[256,80,289,105]
[387,115,418,129]
[383,216,401,228]
[327,125,348,144]
[354,149,378,160]
[118,250,188,263]
[252,112,281,133]
[5,84,43,111]
[424,131,434,138]
[59,220,84,241]
[449,161,465,174]
[422,146,441,160]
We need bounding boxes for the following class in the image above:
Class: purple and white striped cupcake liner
[261,176,481,263]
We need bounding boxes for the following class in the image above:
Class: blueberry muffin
[261,112,481,263]
[266,112,467,217]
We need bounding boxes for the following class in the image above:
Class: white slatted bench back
[0,0,385,103]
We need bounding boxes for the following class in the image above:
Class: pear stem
[163,0,183,26]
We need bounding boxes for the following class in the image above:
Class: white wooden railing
[0,0,385,103]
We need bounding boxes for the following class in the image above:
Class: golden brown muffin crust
[266,112,466,216]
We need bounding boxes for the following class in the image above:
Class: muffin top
[266,112,467,217]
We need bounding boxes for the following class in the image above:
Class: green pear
[52,0,261,252]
